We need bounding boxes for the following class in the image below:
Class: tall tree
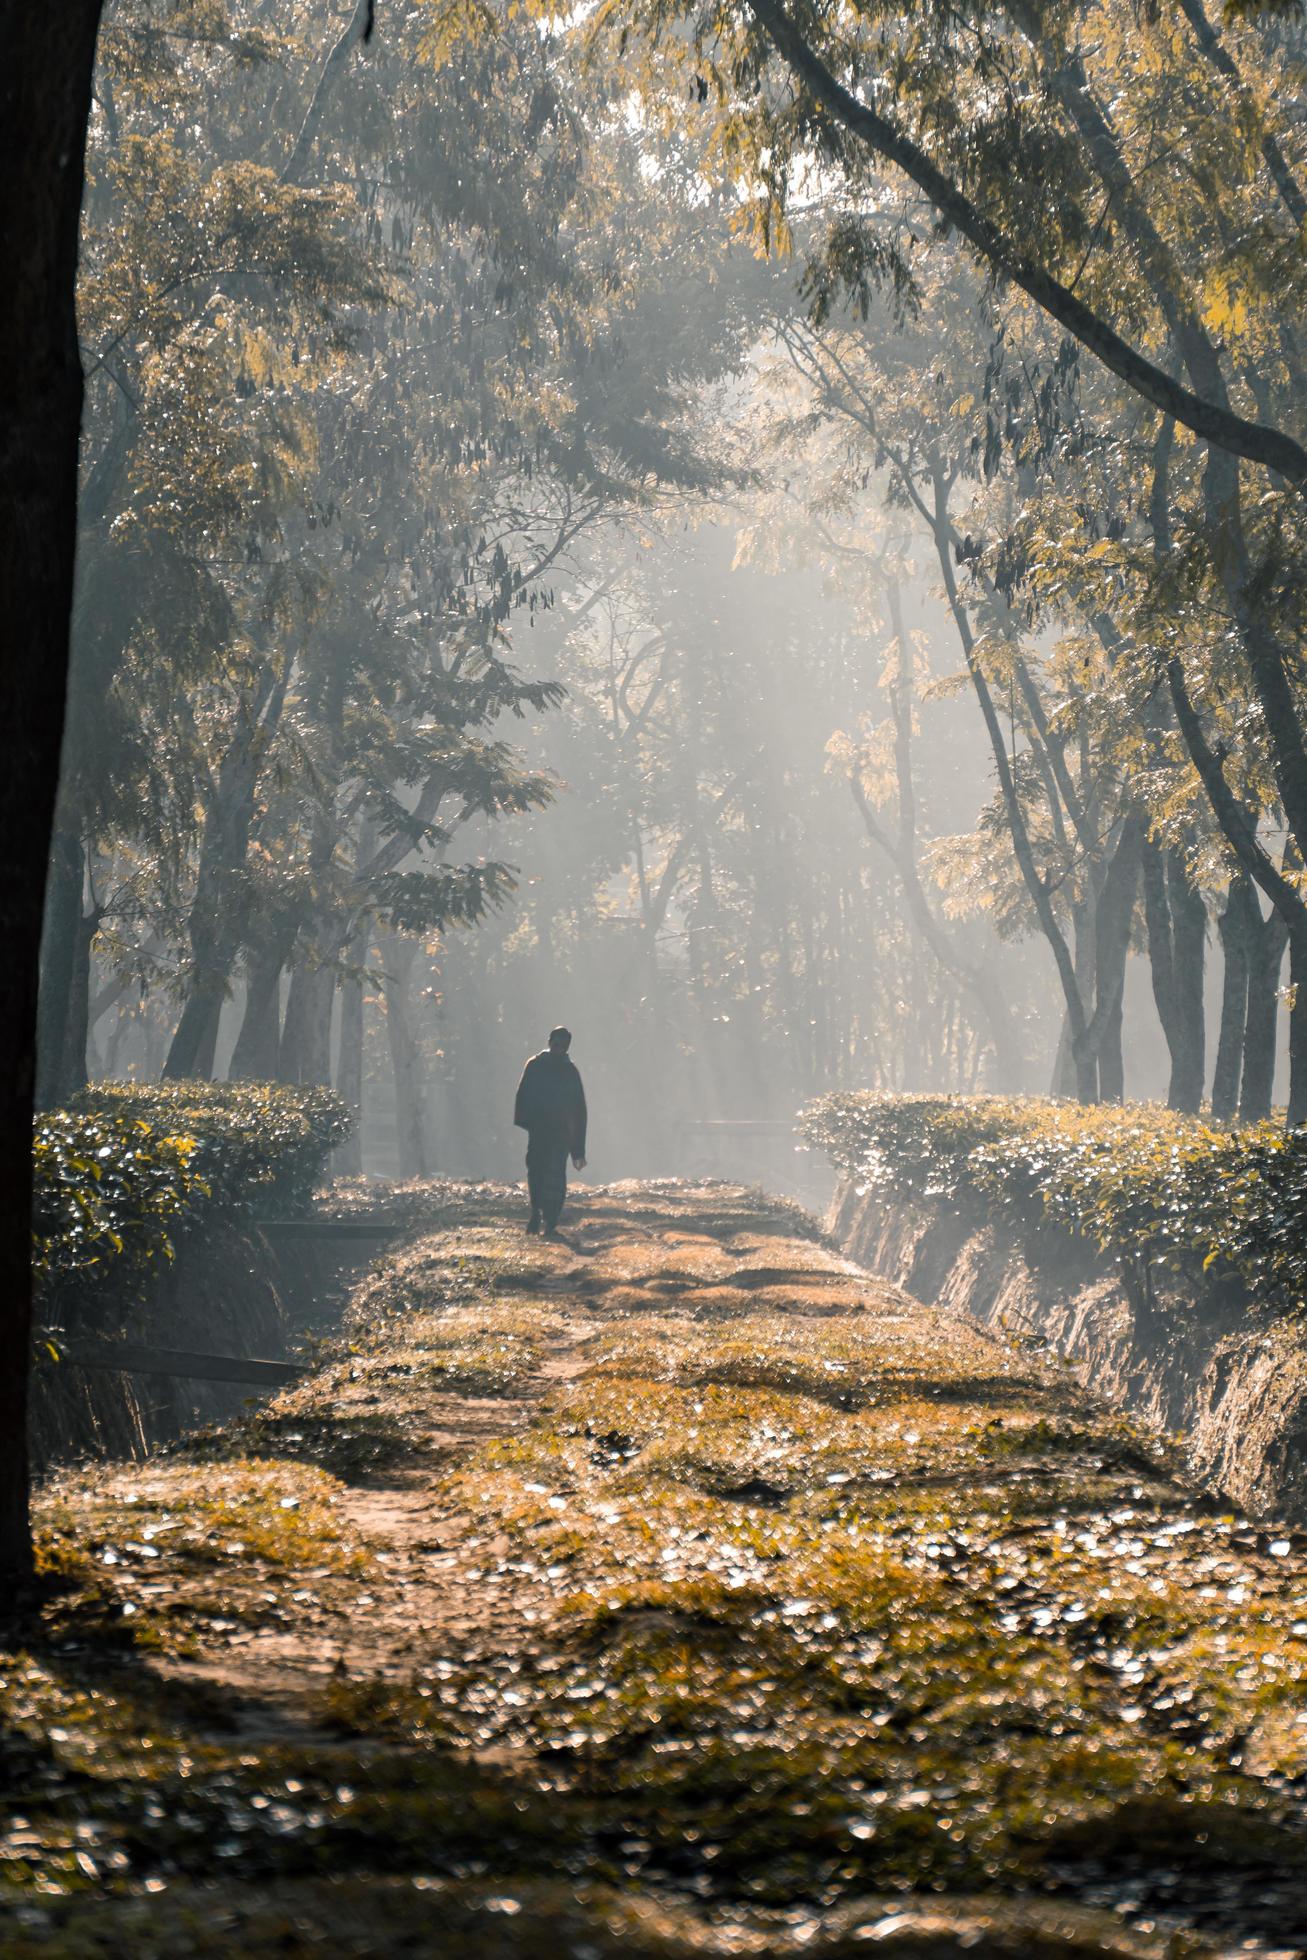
[0,0,105,1576]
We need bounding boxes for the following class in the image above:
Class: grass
[4,1180,1307,1954]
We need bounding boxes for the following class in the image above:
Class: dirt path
[167,1299,601,1716]
[7,1180,1307,1958]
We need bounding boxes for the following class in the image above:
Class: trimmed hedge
[34,1081,350,1320]
[802,1092,1307,1313]
[77,1081,351,1216]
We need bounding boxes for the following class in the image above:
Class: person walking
[513,1026,587,1237]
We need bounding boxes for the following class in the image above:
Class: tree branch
[743,0,1307,491]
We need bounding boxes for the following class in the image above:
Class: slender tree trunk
[1289,924,1307,1129]
[849,772,1027,1091]
[102,1000,129,1078]
[162,968,226,1081]
[334,952,365,1175]
[1059,101,1307,1110]
[384,936,428,1178]
[1096,996,1125,1103]
[63,896,101,1099]
[228,946,285,1080]
[86,968,134,1049]
[928,468,1097,1098]
[1142,837,1207,1111]
[162,660,288,1081]
[1240,901,1288,1122]
[139,1004,169,1082]
[1070,892,1099,1100]
[279,958,335,1087]
[1169,848,1207,1112]
[36,825,84,1108]
[1050,1012,1076,1097]
[1211,875,1251,1121]
[1087,812,1144,1102]
[1040,44,1307,850]
[41,840,101,1103]
[1165,650,1307,1124]
[0,0,106,1578]
[970,966,1026,1092]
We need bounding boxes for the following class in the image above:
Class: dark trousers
[525,1129,570,1229]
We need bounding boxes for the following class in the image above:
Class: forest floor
[4,1180,1307,1957]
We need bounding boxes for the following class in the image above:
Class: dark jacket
[514,1050,587,1154]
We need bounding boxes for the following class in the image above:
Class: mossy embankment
[806,1095,1307,1524]
[5,1181,1307,1956]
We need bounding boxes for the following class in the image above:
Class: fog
[45,0,1302,1184]
[86,478,1231,1204]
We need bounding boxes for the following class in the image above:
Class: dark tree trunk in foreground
[0,0,105,1578]
[1212,875,1252,1121]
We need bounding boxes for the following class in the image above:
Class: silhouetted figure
[514,1026,587,1237]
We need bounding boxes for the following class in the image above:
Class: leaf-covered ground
[5,1181,1307,1956]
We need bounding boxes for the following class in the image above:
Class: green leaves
[372,862,519,934]
[802,1092,1307,1312]
[34,1082,352,1328]
[74,1080,352,1220]
[33,1110,204,1303]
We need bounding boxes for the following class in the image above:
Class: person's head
[548,1026,572,1053]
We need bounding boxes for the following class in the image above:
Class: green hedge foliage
[34,1081,350,1315]
[802,1092,1307,1312]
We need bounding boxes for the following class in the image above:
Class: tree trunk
[1039,39,1307,809]
[1169,849,1207,1112]
[102,995,131,1078]
[162,972,225,1082]
[63,895,101,1100]
[334,951,364,1175]
[0,0,106,1578]
[1211,875,1251,1121]
[279,958,335,1087]
[1095,992,1125,1101]
[1050,1012,1076,1097]
[1165,650,1307,1124]
[1240,900,1288,1123]
[928,485,1096,1092]
[36,825,84,1108]
[39,836,100,1103]
[383,937,428,1177]
[1289,923,1307,1129]
[1141,837,1207,1111]
[162,665,287,1081]
[969,964,1027,1092]
[1083,812,1144,1102]
[228,946,284,1081]
[1069,891,1098,1101]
